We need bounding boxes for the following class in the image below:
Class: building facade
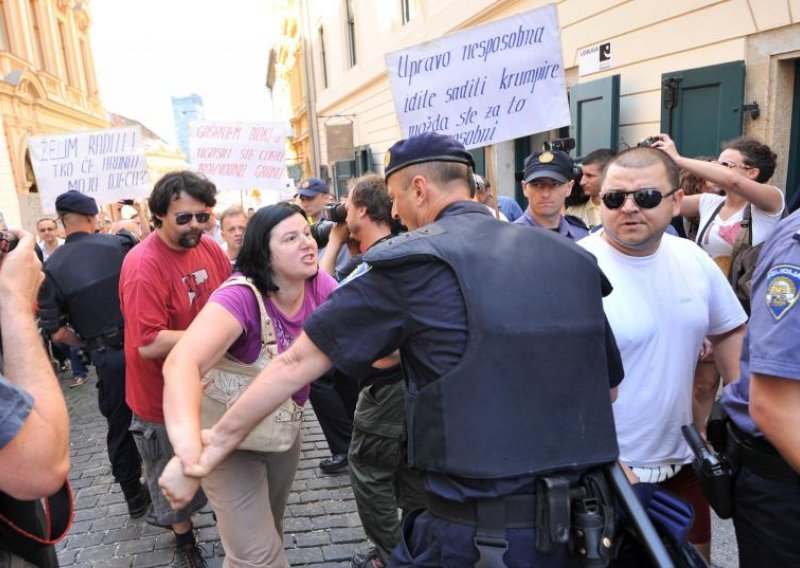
[275,0,315,182]
[171,92,204,159]
[280,0,800,203]
[0,0,108,230]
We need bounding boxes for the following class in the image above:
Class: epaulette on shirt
[564,214,589,231]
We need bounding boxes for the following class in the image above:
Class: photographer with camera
[566,148,616,230]
[0,229,69,566]
[320,174,426,568]
[514,148,590,240]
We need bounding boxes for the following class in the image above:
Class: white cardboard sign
[189,121,287,200]
[29,126,150,213]
[385,4,570,149]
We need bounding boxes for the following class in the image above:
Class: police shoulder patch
[340,261,372,286]
[765,264,800,320]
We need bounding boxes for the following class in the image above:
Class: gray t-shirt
[0,370,34,448]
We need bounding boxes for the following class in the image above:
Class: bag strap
[695,200,725,246]
[731,204,753,256]
[215,276,274,346]
[0,482,73,545]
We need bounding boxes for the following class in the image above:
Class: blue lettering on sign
[498,61,560,94]
[396,51,452,86]
[460,24,545,63]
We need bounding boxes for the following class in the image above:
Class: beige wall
[0,0,108,232]
[289,0,800,192]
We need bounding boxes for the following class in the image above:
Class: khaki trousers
[202,431,302,568]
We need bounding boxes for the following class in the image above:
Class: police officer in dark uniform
[514,149,590,240]
[718,207,800,567]
[38,190,149,518]
[161,133,624,566]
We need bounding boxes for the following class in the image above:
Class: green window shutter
[660,61,745,157]
[469,147,486,176]
[333,160,356,198]
[569,75,620,157]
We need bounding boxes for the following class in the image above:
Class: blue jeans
[68,345,87,378]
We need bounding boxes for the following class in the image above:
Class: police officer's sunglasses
[600,188,678,210]
[174,211,211,225]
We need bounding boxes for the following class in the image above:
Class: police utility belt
[726,420,799,483]
[84,328,124,352]
[428,471,615,567]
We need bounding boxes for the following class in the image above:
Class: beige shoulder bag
[200,276,303,452]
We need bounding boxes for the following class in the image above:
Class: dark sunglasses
[174,211,211,225]
[601,188,678,210]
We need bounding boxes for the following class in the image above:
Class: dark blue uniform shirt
[721,209,800,436]
[305,200,622,501]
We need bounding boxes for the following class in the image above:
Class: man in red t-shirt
[119,171,230,566]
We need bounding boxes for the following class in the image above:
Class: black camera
[322,202,347,224]
[0,231,18,255]
[542,137,576,153]
[637,136,661,148]
[309,222,333,249]
[309,202,348,248]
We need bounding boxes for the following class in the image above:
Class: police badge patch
[765,264,800,320]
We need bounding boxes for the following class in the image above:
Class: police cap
[297,177,329,198]
[55,190,99,215]
[523,150,574,184]
[384,132,475,181]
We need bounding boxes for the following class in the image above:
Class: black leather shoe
[124,483,151,519]
[319,453,348,474]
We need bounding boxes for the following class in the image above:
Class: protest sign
[385,4,569,149]
[29,126,150,213]
[189,121,287,202]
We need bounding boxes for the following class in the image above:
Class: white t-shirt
[579,233,747,466]
[483,204,508,221]
[695,190,784,260]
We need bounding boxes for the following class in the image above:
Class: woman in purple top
[160,203,337,567]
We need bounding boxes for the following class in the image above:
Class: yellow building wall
[0,0,108,232]
[290,0,800,190]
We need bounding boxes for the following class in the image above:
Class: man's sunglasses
[600,188,678,210]
[175,211,211,225]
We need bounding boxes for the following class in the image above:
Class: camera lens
[309,222,333,248]
[322,202,348,224]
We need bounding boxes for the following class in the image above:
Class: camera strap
[0,481,73,545]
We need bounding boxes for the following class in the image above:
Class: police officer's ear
[408,174,428,203]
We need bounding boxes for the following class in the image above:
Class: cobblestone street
[57,370,369,567]
[54,368,740,567]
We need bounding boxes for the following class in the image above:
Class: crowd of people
[0,129,798,568]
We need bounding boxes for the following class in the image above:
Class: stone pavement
[54,368,741,567]
[56,369,369,567]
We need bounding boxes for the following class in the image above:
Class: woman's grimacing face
[268,213,319,282]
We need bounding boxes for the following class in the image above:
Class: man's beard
[178,231,202,249]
